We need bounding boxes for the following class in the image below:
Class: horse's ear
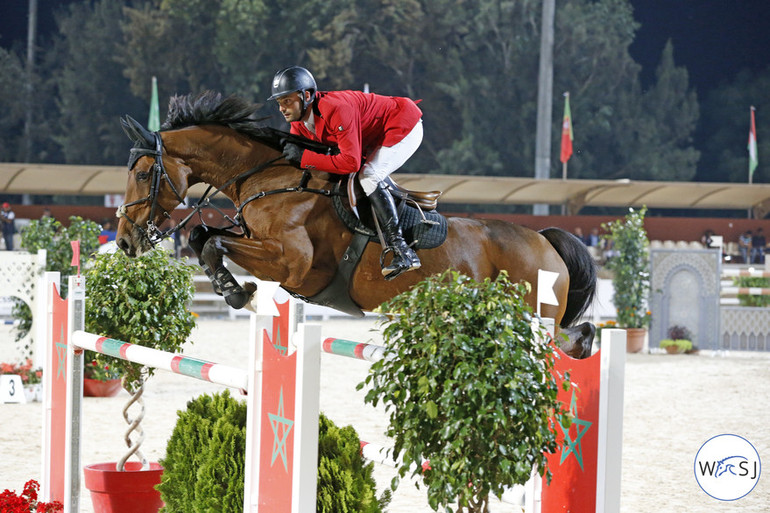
[121,115,156,148]
[120,116,135,141]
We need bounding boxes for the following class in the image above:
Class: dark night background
[1,0,769,184]
[2,1,769,95]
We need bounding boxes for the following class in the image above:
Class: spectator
[587,228,600,247]
[738,230,752,264]
[701,229,715,248]
[99,219,117,245]
[751,228,766,264]
[41,207,53,219]
[573,227,589,245]
[1,202,16,250]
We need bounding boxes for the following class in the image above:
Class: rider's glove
[282,142,304,167]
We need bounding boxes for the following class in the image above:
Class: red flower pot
[83,378,122,397]
[83,462,164,513]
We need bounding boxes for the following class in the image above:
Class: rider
[268,65,422,280]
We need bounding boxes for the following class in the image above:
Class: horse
[115,92,597,358]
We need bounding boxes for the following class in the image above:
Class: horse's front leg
[188,225,290,310]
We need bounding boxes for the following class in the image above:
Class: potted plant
[602,207,651,353]
[362,270,570,513]
[82,248,196,513]
[83,358,122,397]
[1,359,43,402]
[658,339,693,354]
[660,325,697,354]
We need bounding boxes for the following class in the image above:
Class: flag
[70,240,80,275]
[560,92,573,164]
[537,269,560,307]
[748,106,758,180]
[148,76,160,132]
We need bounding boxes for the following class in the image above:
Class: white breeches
[359,120,423,195]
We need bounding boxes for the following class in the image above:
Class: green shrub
[158,390,246,512]
[84,249,197,393]
[362,270,569,513]
[602,207,651,328]
[11,216,101,351]
[159,392,386,512]
[317,413,388,513]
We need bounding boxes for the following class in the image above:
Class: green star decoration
[272,324,287,355]
[268,387,294,472]
[557,389,592,470]
[56,343,67,378]
[56,325,67,378]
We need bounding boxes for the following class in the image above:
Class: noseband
[116,131,186,247]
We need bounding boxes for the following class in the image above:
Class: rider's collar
[303,110,316,133]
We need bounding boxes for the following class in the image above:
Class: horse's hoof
[224,291,250,310]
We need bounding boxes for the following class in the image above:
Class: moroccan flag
[748,106,758,179]
[148,76,160,132]
[560,92,574,164]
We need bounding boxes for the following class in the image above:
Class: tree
[0,48,26,161]
[52,0,145,164]
[698,66,770,183]
[363,271,569,512]
[0,0,704,186]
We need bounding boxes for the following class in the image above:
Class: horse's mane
[162,91,270,136]
[161,91,335,155]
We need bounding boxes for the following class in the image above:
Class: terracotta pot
[83,461,164,513]
[664,345,684,354]
[83,378,122,397]
[625,328,646,353]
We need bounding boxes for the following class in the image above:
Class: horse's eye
[136,171,150,182]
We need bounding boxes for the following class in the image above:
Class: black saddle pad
[332,185,447,250]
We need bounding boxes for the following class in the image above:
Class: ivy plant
[360,270,570,513]
[84,249,197,393]
[602,207,651,328]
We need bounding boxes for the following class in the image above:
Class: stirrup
[380,246,421,280]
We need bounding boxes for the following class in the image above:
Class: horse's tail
[539,227,597,327]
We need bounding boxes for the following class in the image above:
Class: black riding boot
[367,183,421,280]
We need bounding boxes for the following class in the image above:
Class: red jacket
[290,90,422,174]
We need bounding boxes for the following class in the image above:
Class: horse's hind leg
[557,322,596,359]
[188,225,255,309]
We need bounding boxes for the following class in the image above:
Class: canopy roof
[2,163,769,217]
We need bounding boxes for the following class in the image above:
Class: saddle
[303,175,448,317]
[337,174,447,250]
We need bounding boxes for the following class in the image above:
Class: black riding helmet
[267,66,317,111]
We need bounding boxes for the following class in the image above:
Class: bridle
[116,130,341,248]
[116,131,186,246]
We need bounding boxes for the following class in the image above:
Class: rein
[117,130,342,246]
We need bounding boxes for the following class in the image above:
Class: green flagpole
[148,76,160,132]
